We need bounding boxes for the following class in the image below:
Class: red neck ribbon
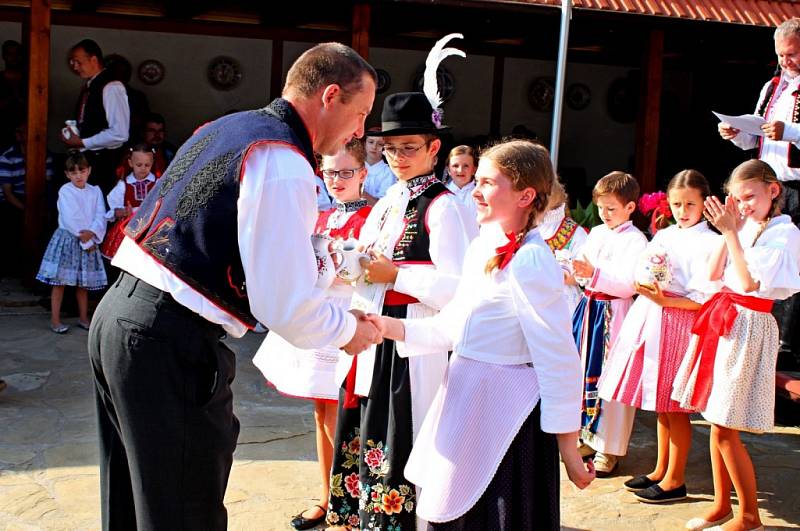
[495,231,521,270]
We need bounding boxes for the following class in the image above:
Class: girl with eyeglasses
[256,138,372,531]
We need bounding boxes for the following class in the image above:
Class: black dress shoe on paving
[634,484,687,504]
[290,504,327,530]
[623,474,658,492]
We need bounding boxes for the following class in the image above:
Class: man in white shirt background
[718,17,800,370]
[61,39,130,197]
[88,43,381,530]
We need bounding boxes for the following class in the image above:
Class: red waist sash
[687,289,773,410]
[384,290,420,306]
[586,290,619,301]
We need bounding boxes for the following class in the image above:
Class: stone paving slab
[0,311,798,530]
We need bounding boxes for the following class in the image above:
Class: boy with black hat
[323,35,477,531]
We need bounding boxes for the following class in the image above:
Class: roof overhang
[480,0,800,27]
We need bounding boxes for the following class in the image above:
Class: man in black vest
[87,43,381,530]
[718,18,800,369]
[61,39,129,197]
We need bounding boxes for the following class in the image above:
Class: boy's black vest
[756,75,800,168]
[76,69,115,139]
[124,98,316,328]
[392,174,449,264]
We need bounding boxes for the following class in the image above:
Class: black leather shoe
[634,484,687,504]
[290,504,327,530]
[623,474,658,492]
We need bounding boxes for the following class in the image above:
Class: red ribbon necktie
[494,231,521,270]
[687,289,773,410]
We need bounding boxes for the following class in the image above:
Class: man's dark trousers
[88,272,240,530]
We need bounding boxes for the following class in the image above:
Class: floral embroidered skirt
[427,405,560,531]
[36,228,107,290]
[327,304,417,530]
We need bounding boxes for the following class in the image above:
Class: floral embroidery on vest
[546,217,580,251]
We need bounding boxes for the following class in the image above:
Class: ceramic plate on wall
[138,59,165,86]
[208,56,243,91]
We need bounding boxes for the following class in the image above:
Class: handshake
[341,310,391,355]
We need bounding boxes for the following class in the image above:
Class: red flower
[371,491,380,501]
[344,473,360,498]
[382,489,405,515]
[347,436,360,455]
[347,514,361,527]
[364,448,384,469]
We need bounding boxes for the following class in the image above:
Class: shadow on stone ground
[0,298,798,530]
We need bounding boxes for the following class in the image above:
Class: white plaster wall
[501,57,638,185]
[0,21,640,183]
[0,21,21,42]
[47,26,272,150]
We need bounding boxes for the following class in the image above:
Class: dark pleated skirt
[428,405,560,531]
[327,304,417,530]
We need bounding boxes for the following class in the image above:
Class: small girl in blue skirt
[36,152,107,333]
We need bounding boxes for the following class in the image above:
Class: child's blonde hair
[725,159,783,245]
[592,171,639,205]
[446,145,477,168]
[481,140,554,273]
[546,176,568,211]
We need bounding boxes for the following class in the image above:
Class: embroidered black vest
[756,76,800,168]
[392,175,450,263]
[124,98,316,328]
[76,69,114,140]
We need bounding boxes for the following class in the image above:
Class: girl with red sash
[254,139,371,531]
[672,160,800,531]
[366,140,594,530]
[101,144,157,259]
[598,170,720,504]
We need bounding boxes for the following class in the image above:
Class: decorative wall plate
[208,56,243,91]
[566,83,591,111]
[376,68,391,94]
[528,77,555,112]
[137,59,165,85]
[412,66,456,103]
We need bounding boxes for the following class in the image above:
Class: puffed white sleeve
[238,145,357,349]
[397,240,480,356]
[509,245,582,433]
[89,186,107,243]
[105,180,125,220]
[590,232,647,298]
[744,223,800,300]
[685,232,723,303]
[393,193,478,309]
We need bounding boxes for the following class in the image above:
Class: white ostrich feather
[423,33,465,112]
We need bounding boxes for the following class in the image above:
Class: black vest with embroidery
[77,69,114,140]
[124,99,316,328]
[756,76,800,168]
[392,176,450,263]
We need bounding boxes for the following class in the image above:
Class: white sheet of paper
[713,111,766,136]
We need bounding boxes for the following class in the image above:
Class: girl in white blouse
[368,140,594,530]
[36,151,107,333]
[673,160,800,531]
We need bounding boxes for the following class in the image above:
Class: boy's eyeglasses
[382,144,428,158]
[321,167,364,179]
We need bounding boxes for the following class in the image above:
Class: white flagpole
[550,0,572,167]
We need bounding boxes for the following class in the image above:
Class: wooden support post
[351,3,370,60]
[270,39,283,101]
[634,29,664,193]
[489,56,505,137]
[24,0,51,277]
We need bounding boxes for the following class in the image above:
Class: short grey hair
[775,18,800,41]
